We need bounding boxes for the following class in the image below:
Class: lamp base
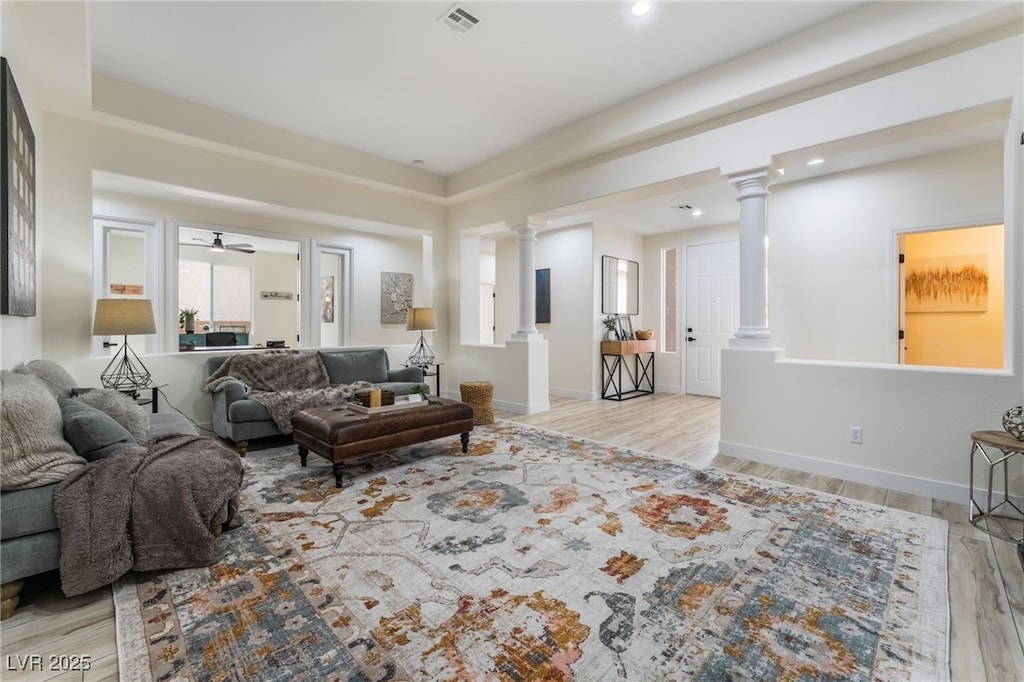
[100,337,153,394]
[407,333,435,367]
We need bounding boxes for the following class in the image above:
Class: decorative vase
[184,314,195,334]
[1003,406,1024,441]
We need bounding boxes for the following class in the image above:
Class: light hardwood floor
[2,393,1021,680]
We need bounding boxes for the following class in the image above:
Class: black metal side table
[134,383,168,413]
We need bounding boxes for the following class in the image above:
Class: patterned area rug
[114,421,949,681]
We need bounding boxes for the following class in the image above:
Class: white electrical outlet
[850,426,863,444]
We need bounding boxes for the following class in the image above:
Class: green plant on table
[408,384,423,395]
[179,307,199,329]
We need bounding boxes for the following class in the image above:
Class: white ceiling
[82,1,1012,236]
[87,1,861,176]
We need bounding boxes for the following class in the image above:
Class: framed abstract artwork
[321,275,335,323]
[905,254,988,312]
[380,272,413,323]
[1,57,35,316]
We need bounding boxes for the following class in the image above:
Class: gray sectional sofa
[204,348,427,455]
[0,360,198,619]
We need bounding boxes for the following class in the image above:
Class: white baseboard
[719,440,971,505]
[654,384,683,394]
[550,386,595,401]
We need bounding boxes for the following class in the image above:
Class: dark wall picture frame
[535,268,551,324]
[1,57,35,317]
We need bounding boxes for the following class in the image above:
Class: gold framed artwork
[905,254,988,312]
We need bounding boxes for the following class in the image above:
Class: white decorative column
[511,222,543,340]
[504,221,548,414]
[726,168,775,347]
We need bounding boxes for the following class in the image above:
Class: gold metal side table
[969,430,1024,543]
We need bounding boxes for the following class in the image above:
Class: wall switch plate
[850,426,863,444]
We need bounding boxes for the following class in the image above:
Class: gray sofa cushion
[59,398,136,461]
[1,485,58,540]
[147,413,199,439]
[319,349,389,384]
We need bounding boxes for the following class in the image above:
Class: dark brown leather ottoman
[291,398,475,487]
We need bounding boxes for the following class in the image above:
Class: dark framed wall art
[1,57,35,316]
[535,268,551,324]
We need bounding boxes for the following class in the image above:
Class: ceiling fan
[192,231,255,254]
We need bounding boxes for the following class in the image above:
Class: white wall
[770,143,1004,363]
[721,350,1021,503]
[537,225,594,399]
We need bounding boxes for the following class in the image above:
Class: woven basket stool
[460,380,494,425]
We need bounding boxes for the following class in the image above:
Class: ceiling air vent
[439,4,481,34]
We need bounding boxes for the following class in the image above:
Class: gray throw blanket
[53,434,244,597]
[202,350,329,393]
[202,350,370,433]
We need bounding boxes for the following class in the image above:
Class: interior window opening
[177,224,300,350]
[898,223,1004,370]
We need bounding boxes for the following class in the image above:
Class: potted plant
[179,308,199,333]
[602,315,619,341]
[407,384,424,402]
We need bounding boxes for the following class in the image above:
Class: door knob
[686,337,696,342]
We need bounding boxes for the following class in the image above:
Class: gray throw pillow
[319,350,389,385]
[59,398,136,461]
[72,389,149,441]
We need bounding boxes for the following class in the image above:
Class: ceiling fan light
[210,237,226,252]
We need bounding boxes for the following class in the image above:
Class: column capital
[509,222,541,240]
[724,167,777,197]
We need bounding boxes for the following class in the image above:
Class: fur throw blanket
[252,382,372,433]
[53,434,244,597]
[201,350,370,433]
[202,350,330,393]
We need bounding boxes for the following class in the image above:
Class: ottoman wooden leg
[1,580,24,620]
[298,445,308,467]
[236,440,249,457]
[333,462,346,489]
[461,432,470,453]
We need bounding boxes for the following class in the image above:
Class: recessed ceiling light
[630,2,651,17]
[691,209,703,217]
[806,158,825,166]
[412,159,425,165]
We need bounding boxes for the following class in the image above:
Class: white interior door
[685,239,739,397]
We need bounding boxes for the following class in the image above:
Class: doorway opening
[898,223,1004,369]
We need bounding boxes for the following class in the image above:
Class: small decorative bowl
[634,329,654,340]
[1003,406,1024,441]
